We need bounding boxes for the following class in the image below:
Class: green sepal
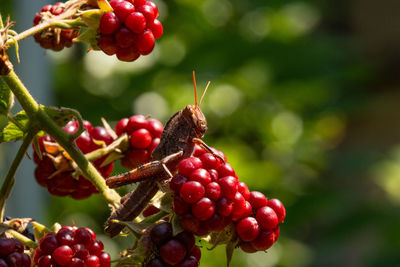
[80,9,103,30]
[0,111,29,143]
[31,221,52,242]
[74,28,100,50]
[41,106,76,127]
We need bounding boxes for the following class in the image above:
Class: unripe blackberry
[0,238,30,267]
[33,3,79,51]
[116,115,164,169]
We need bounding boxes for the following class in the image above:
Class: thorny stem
[0,69,121,209]
[0,130,36,222]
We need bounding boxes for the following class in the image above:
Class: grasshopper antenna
[193,71,198,107]
[199,81,211,107]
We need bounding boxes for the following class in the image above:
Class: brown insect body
[105,104,208,237]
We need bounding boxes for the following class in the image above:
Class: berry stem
[0,130,37,221]
[6,228,38,249]
[84,133,129,163]
[0,70,121,209]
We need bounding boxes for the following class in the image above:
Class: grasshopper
[105,72,217,237]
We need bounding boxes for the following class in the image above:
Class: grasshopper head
[183,105,207,138]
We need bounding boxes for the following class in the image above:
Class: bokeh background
[1,0,400,266]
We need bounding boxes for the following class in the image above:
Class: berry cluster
[98,0,163,62]
[0,238,31,267]
[33,3,79,51]
[115,115,163,169]
[34,226,111,267]
[147,222,201,267]
[170,146,286,252]
[33,120,114,199]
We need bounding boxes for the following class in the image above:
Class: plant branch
[0,130,36,221]
[1,70,121,209]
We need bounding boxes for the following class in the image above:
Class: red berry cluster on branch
[147,222,201,267]
[33,226,111,267]
[33,3,79,51]
[0,238,31,267]
[115,115,163,169]
[33,120,114,199]
[170,145,286,252]
[98,0,163,61]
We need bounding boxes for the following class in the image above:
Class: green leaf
[0,79,14,115]
[41,106,76,127]
[0,111,29,143]
[74,28,100,50]
[80,9,103,30]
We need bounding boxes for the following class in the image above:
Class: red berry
[116,46,140,62]
[134,0,147,7]
[205,182,221,201]
[178,157,202,177]
[115,118,129,136]
[189,168,211,186]
[130,128,152,148]
[159,240,186,265]
[86,255,100,267]
[91,126,113,146]
[256,206,278,231]
[41,5,52,12]
[109,0,124,8]
[208,169,218,181]
[99,252,111,267]
[52,245,73,266]
[199,153,221,170]
[248,191,268,210]
[217,163,235,177]
[192,197,215,221]
[189,245,201,261]
[143,205,160,217]
[267,198,286,223]
[37,255,53,267]
[125,12,147,34]
[218,176,238,200]
[68,258,85,267]
[232,192,246,216]
[179,214,200,233]
[251,230,276,251]
[89,239,104,256]
[146,1,159,17]
[99,12,120,34]
[40,234,58,254]
[56,228,75,246]
[98,35,117,56]
[75,130,92,154]
[113,1,135,21]
[74,228,93,247]
[137,30,155,53]
[127,149,150,165]
[203,213,226,232]
[180,181,205,204]
[236,217,260,242]
[175,256,198,267]
[146,119,164,138]
[238,182,250,200]
[0,238,16,256]
[127,115,148,133]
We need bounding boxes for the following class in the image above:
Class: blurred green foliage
[3,0,400,266]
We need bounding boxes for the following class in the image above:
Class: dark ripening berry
[159,240,187,265]
[0,238,16,256]
[99,12,120,35]
[240,242,257,253]
[68,258,85,267]
[72,244,89,259]
[251,230,276,251]
[116,27,136,48]
[74,228,93,247]
[175,232,195,251]
[267,198,286,223]
[6,252,22,267]
[21,253,31,267]
[170,174,188,194]
[52,245,73,266]
[256,206,279,231]
[203,213,225,232]
[150,222,173,245]
[189,245,201,262]
[236,217,260,242]
[173,196,191,215]
[130,128,152,148]
[248,191,268,210]
[56,228,75,246]
[125,12,147,34]
[180,181,205,204]
[116,46,140,62]
[147,258,167,267]
[178,157,203,177]
[180,214,200,233]
[98,35,117,56]
[232,192,247,216]
[192,197,215,221]
[175,256,198,267]
[40,234,58,254]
